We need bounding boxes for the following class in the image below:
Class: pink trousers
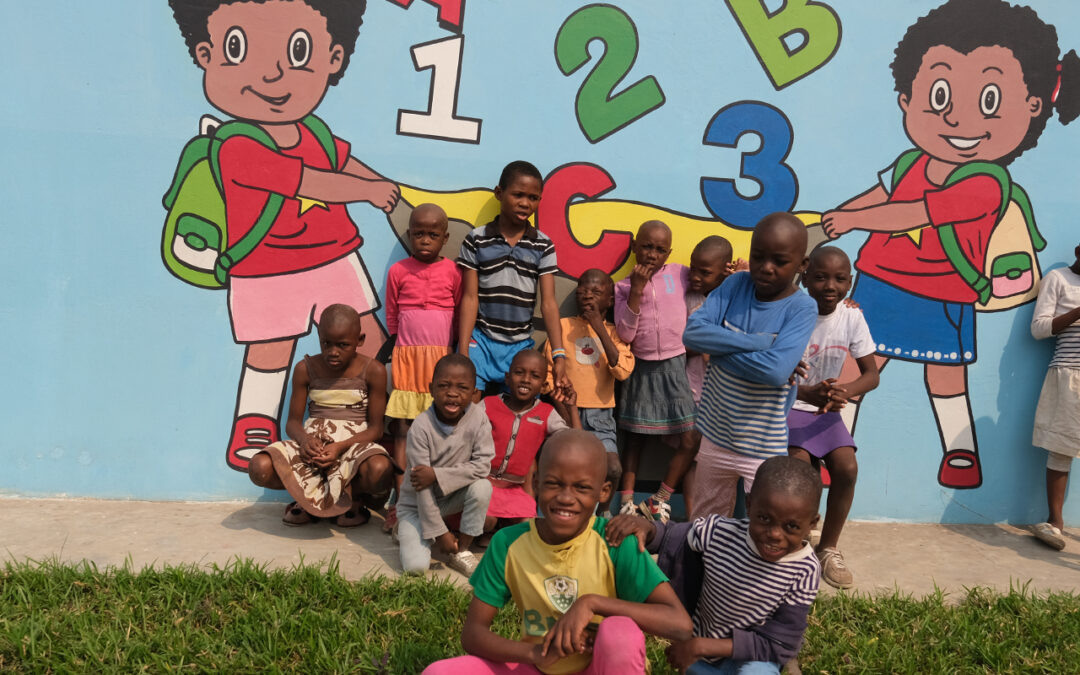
[422,616,646,674]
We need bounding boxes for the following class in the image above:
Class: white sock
[929,394,975,451]
[235,366,289,419]
[840,399,859,434]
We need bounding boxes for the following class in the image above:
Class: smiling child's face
[901,45,1042,166]
[746,488,818,563]
[197,0,344,123]
[803,252,852,315]
[504,352,547,408]
[533,431,612,545]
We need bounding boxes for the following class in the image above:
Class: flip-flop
[335,505,371,528]
[283,502,314,526]
[1031,522,1066,551]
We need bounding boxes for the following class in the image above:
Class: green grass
[0,559,1077,674]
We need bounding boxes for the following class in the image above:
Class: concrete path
[2,498,1078,597]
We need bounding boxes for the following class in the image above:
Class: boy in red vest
[481,350,581,540]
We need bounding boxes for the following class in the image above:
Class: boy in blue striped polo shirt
[457,161,570,397]
[683,213,817,519]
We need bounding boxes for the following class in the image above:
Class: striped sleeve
[538,237,558,275]
[457,231,479,270]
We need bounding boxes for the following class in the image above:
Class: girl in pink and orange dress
[384,204,462,531]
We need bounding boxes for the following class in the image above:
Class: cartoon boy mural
[169,0,399,471]
[823,0,1078,488]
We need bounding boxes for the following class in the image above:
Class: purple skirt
[787,409,856,458]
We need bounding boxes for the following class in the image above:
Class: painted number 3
[555,4,665,143]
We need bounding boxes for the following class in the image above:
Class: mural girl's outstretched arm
[838,184,889,211]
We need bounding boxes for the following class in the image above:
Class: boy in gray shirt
[397,354,494,576]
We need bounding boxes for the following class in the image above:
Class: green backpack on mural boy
[167,0,399,472]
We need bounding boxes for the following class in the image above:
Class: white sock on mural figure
[236,366,289,420]
[930,394,976,453]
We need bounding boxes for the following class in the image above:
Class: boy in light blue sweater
[683,213,817,519]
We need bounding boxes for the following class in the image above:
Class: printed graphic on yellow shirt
[545,576,578,613]
[575,337,601,366]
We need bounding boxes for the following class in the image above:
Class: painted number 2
[397,35,482,144]
[554,4,665,143]
[700,101,797,229]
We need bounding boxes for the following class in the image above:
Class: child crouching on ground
[482,349,581,538]
[423,430,693,675]
[788,246,879,588]
[683,213,817,520]
[249,304,396,526]
[545,269,635,517]
[397,354,494,577]
[606,456,822,674]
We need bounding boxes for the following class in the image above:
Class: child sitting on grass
[482,349,581,537]
[397,354,494,577]
[606,456,822,674]
[788,246,879,588]
[683,213,817,520]
[544,269,635,517]
[424,430,693,675]
[250,304,396,527]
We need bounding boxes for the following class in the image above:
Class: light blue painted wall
[1,1,1077,524]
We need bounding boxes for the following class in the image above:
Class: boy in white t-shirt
[787,247,879,588]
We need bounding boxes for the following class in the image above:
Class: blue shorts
[467,328,534,390]
[851,273,976,364]
[580,407,619,454]
[687,659,780,674]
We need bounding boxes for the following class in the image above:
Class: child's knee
[827,448,858,483]
[359,455,393,490]
[247,453,276,487]
[466,477,493,503]
[605,454,623,485]
[593,616,645,668]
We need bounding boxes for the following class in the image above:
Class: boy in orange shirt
[545,269,635,516]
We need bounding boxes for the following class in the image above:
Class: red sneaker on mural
[937,449,982,489]
[226,413,280,472]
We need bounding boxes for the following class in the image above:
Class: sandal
[335,505,371,528]
[1031,522,1066,551]
[282,502,314,526]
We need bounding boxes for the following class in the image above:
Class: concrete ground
[2,498,1078,597]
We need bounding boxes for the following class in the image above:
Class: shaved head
[410,203,448,229]
[319,303,362,334]
[538,429,608,484]
[693,235,733,261]
[808,245,849,271]
[755,212,808,257]
[579,268,613,288]
[636,219,671,240]
[751,456,822,510]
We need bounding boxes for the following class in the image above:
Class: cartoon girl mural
[823,0,1080,488]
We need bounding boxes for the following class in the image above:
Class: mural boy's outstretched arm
[823,200,929,239]
[297,166,399,212]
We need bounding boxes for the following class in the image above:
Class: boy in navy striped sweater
[607,456,822,674]
[682,213,817,519]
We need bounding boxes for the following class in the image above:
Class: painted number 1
[554,4,665,143]
[397,35,482,144]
